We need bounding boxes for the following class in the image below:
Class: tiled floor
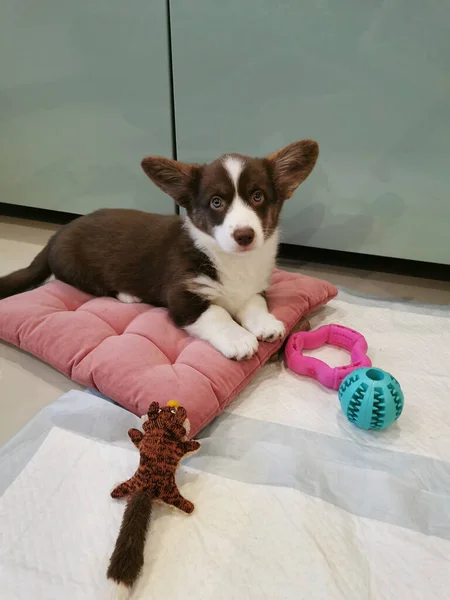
[0,215,449,445]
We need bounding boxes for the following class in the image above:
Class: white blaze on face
[213,156,264,253]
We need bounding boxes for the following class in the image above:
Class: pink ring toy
[285,324,372,390]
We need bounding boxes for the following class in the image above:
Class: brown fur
[0,210,216,327]
[0,245,51,297]
[0,140,319,331]
[107,402,200,591]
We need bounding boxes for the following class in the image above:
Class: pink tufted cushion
[0,270,336,436]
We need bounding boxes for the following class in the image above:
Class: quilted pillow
[0,270,336,436]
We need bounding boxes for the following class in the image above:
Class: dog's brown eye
[252,190,264,204]
[210,196,224,210]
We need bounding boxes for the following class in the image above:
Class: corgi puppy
[0,140,318,360]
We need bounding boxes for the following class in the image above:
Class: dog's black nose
[233,227,255,247]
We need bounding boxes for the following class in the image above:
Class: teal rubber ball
[338,368,404,430]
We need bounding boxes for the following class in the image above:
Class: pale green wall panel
[0,0,173,215]
[170,0,450,264]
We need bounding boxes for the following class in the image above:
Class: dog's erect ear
[141,156,202,208]
[267,140,319,201]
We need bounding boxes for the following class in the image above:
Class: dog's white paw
[117,293,142,304]
[216,328,259,361]
[244,313,286,343]
[185,305,259,361]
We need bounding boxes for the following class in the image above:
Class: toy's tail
[0,243,52,299]
[107,489,153,596]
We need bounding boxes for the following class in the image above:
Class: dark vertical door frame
[166,0,180,215]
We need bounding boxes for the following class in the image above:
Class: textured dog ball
[338,367,404,430]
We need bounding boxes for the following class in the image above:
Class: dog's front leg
[169,290,258,360]
[236,294,285,343]
[185,305,259,360]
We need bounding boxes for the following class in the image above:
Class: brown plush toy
[107,400,200,596]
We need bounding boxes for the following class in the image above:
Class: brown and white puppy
[0,140,318,360]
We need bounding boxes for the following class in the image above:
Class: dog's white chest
[191,233,278,316]
[216,254,272,314]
